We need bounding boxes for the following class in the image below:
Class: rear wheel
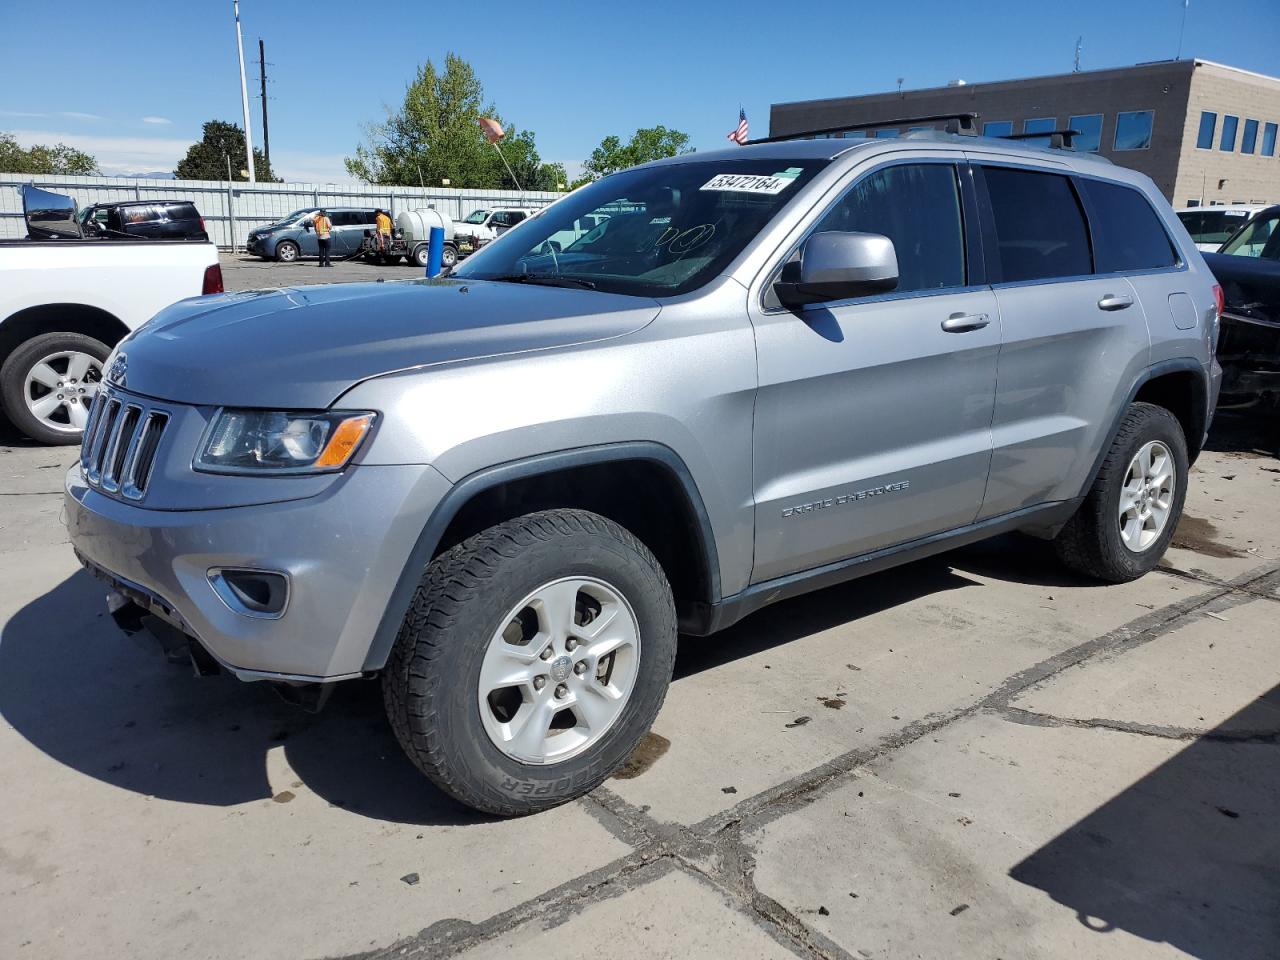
[274,240,299,263]
[441,243,458,269]
[1053,402,1188,582]
[383,509,677,816]
[412,244,430,268]
[0,332,108,445]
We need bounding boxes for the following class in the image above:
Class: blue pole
[426,226,445,278]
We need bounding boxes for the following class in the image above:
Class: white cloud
[268,149,357,184]
[1,109,47,118]
[59,111,104,121]
[10,129,190,176]
[141,116,172,125]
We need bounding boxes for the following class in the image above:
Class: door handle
[941,312,991,333]
[1097,293,1133,311]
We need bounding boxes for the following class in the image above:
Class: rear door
[749,159,1000,582]
[972,163,1151,519]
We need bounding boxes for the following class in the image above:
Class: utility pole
[1074,36,1082,73]
[233,0,256,182]
[258,38,270,173]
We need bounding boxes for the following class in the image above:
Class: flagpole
[1176,0,1189,60]
[491,141,524,194]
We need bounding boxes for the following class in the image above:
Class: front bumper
[65,461,451,681]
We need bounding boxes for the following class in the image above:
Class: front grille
[81,387,170,501]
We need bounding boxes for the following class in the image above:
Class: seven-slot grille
[80,387,170,501]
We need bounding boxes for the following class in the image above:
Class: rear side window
[812,163,966,293]
[981,167,1091,283]
[1079,179,1177,272]
[164,202,200,221]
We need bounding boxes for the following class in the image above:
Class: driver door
[749,160,999,583]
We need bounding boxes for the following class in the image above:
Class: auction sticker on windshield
[700,173,799,195]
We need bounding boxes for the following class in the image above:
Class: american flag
[727,108,749,145]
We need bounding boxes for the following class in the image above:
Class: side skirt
[683,499,1080,636]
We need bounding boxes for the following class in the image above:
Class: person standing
[375,208,393,255]
[314,209,333,267]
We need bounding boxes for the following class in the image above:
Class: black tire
[441,243,458,269]
[1053,402,1189,582]
[382,509,677,816]
[0,332,110,445]
[274,240,299,263]
[412,244,430,268]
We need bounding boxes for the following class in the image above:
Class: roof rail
[1000,129,1081,150]
[750,112,980,144]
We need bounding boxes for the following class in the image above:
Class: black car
[1203,204,1280,411]
[79,200,208,242]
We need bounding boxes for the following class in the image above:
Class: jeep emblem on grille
[106,353,127,386]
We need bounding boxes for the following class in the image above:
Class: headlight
[195,410,375,474]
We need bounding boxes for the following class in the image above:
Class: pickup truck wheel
[274,240,299,263]
[1053,402,1188,582]
[0,332,108,445]
[383,508,677,816]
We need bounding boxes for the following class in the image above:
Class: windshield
[1219,212,1280,259]
[462,209,489,224]
[452,158,827,297]
[1177,210,1253,246]
[276,208,315,225]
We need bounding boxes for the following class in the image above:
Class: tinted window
[1080,179,1177,272]
[120,205,160,225]
[1220,115,1239,151]
[1241,119,1259,154]
[1196,111,1217,149]
[1263,123,1278,157]
[1069,114,1103,153]
[981,167,1091,282]
[1114,110,1153,150]
[163,202,200,221]
[811,163,965,294]
[1024,118,1056,133]
[1178,210,1252,245]
[983,121,1013,137]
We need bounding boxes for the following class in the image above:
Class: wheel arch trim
[362,441,722,672]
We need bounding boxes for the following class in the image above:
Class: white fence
[0,173,560,249]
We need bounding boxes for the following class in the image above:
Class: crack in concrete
[327,557,1280,960]
[1158,562,1280,603]
[999,705,1280,743]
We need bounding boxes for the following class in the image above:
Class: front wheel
[382,509,677,816]
[441,243,458,269]
[274,240,299,263]
[1053,402,1188,582]
[0,332,109,445]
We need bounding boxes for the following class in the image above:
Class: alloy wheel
[1118,439,1175,552]
[23,350,102,435]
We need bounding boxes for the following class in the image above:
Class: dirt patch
[818,694,848,710]
[1170,515,1243,559]
[611,731,670,779]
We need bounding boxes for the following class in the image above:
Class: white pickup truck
[1,185,220,444]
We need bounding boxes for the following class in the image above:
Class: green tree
[577,126,692,185]
[0,131,97,175]
[345,53,564,190]
[174,120,277,182]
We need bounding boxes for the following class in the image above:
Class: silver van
[246,207,379,262]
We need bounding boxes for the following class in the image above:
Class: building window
[1220,115,1239,151]
[1196,111,1217,149]
[874,128,900,138]
[1023,118,1056,134]
[1186,199,1201,207]
[839,130,868,140]
[1114,110,1154,150]
[1241,119,1259,154]
[983,120,1014,137]
[1069,114,1104,152]
[1263,122,1278,157]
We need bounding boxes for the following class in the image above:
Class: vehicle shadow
[0,569,483,826]
[1009,684,1280,958]
[1203,409,1279,458]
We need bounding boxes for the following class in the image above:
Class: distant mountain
[123,171,176,179]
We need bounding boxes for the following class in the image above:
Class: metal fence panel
[0,173,561,249]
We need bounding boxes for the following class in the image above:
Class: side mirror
[22,184,82,239]
[774,231,898,307]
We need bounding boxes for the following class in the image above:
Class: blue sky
[2,0,1277,182]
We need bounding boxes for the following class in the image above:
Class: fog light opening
[209,568,290,619]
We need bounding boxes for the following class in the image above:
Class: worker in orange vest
[375,209,393,254]
[314,209,333,267]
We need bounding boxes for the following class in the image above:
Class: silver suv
[65,129,1222,815]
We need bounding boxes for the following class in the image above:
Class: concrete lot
[221,251,427,290]
[1,284,1278,958]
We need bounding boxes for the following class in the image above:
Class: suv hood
[112,279,661,408]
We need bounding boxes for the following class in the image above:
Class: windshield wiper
[485,273,597,290]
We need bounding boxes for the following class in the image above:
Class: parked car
[1176,204,1265,252]
[452,206,539,251]
[1202,204,1280,409]
[79,200,209,242]
[66,129,1219,816]
[245,207,378,262]
[1,186,220,444]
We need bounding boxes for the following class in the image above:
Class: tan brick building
[769,59,1280,207]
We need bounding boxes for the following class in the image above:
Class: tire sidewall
[413,527,675,809]
[0,332,110,445]
[1097,408,1189,577]
[276,241,299,263]
[441,245,458,268]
